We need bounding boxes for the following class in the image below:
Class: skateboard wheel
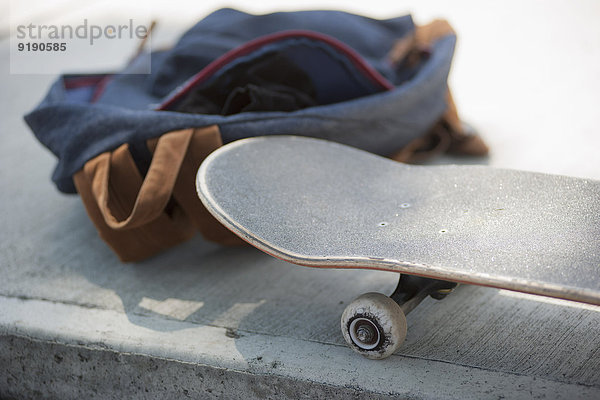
[340,292,407,359]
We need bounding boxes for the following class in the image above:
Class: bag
[24,8,487,262]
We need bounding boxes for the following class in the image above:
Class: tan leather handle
[86,129,193,230]
[387,19,455,65]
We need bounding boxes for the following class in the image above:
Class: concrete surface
[1,1,600,399]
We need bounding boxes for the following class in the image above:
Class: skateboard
[196,135,600,359]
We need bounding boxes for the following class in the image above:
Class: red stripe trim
[90,75,113,103]
[63,75,108,90]
[158,30,393,110]
[62,75,113,103]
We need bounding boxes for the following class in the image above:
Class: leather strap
[391,124,452,163]
[85,128,193,230]
[387,19,454,66]
[388,20,489,162]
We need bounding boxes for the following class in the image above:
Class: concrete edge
[1,295,597,399]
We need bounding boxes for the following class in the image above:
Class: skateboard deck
[196,136,600,306]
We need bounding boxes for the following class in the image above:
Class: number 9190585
[18,42,67,51]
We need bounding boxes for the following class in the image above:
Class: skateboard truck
[391,275,458,311]
[341,275,457,359]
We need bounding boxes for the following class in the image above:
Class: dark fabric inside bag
[176,52,319,115]
[165,34,394,114]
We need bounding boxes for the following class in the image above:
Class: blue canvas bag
[24,8,487,261]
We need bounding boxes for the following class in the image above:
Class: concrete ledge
[2,337,390,400]
[2,296,598,399]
